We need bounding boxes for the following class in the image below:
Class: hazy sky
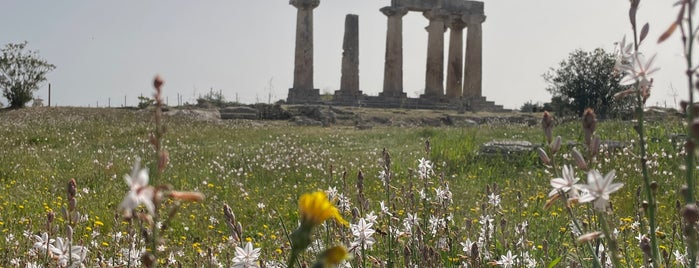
[0,1,690,109]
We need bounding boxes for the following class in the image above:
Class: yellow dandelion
[298,191,348,226]
[317,246,351,266]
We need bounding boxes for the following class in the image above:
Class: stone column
[334,14,362,103]
[463,13,486,98]
[421,8,448,101]
[445,15,466,100]
[379,6,408,100]
[288,0,321,104]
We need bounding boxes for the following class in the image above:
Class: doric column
[422,8,448,100]
[379,6,408,99]
[445,15,466,99]
[463,13,486,98]
[288,0,321,104]
[334,14,362,103]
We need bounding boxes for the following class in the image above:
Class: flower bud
[550,136,562,155]
[572,148,587,170]
[153,75,164,90]
[582,108,597,148]
[537,148,551,165]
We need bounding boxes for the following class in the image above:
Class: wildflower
[32,232,56,255]
[577,169,623,211]
[298,191,345,226]
[232,241,261,268]
[379,201,392,216]
[435,185,453,205]
[674,249,688,266]
[289,191,348,266]
[417,157,434,179]
[488,193,501,207]
[118,158,155,218]
[350,218,375,251]
[548,165,579,198]
[496,250,517,267]
[51,237,88,267]
[314,246,351,267]
[521,251,537,268]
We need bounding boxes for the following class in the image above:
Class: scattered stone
[443,115,478,127]
[479,140,534,157]
[220,106,258,120]
[292,116,323,126]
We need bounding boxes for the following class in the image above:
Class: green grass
[0,107,690,267]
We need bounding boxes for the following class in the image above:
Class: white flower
[521,251,537,268]
[32,232,56,255]
[379,201,392,216]
[232,242,261,268]
[487,193,501,207]
[577,169,623,211]
[417,157,434,179]
[51,237,88,267]
[674,249,688,266]
[496,250,517,267]
[548,165,579,197]
[350,218,376,251]
[118,158,155,218]
[618,52,658,87]
[435,185,453,205]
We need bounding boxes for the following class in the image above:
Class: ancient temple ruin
[287,0,505,111]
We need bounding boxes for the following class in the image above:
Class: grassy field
[0,106,690,267]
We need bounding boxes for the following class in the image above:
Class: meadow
[0,105,690,267]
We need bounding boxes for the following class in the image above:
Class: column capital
[380,6,408,17]
[423,8,449,22]
[447,15,467,30]
[462,13,486,25]
[290,0,319,9]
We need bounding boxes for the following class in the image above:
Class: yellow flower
[316,246,351,266]
[298,191,347,226]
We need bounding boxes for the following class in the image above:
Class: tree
[0,42,56,108]
[543,48,632,118]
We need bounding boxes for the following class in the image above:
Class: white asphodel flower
[496,250,518,268]
[232,241,261,268]
[549,165,580,197]
[350,218,376,251]
[118,158,155,218]
[577,169,624,211]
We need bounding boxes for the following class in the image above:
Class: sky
[0,1,691,109]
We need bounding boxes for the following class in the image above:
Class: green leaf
[547,256,563,268]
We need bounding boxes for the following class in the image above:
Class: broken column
[463,13,486,98]
[287,0,321,104]
[379,6,408,100]
[421,8,448,101]
[334,14,362,103]
[445,14,466,99]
